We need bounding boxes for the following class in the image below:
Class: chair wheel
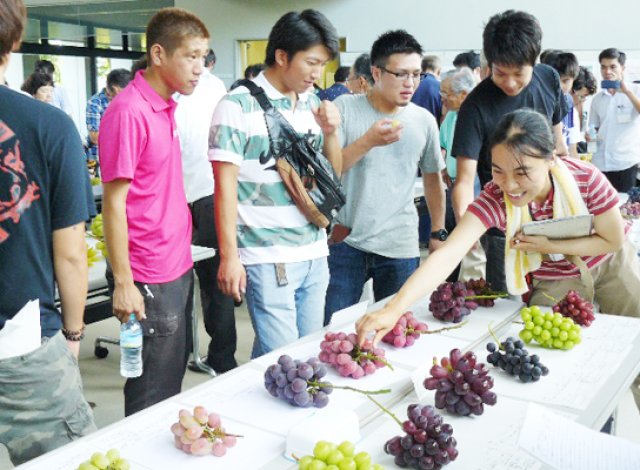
[94,346,109,359]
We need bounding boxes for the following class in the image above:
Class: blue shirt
[411,73,442,123]
[317,83,350,101]
[85,89,110,160]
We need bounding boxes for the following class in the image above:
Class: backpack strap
[236,79,273,112]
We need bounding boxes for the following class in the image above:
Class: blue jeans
[324,242,419,324]
[245,258,329,358]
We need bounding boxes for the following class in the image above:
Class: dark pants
[481,232,507,292]
[324,242,419,325]
[189,195,237,372]
[603,165,638,193]
[107,267,194,416]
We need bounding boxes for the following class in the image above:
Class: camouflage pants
[0,331,96,466]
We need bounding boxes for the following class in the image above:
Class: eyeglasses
[379,67,422,82]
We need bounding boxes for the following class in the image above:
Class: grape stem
[414,320,468,335]
[487,322,504,351]
[366,394,403,427]
[542,292,559,304]
[308,380,391,396]
[353,348,394,371]
[464,293,509,300]
[203,426,244,440]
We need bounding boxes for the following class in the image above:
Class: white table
[17,294,640,470]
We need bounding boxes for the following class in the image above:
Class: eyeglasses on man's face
[379,66,422,82]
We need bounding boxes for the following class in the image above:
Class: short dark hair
[244,63,265,79]
[421,55,440,73]
[489,109,555,180]
[107,68,132,90]
[21,71,53,96]
[0,0,26,66]
[265,10,339,67]
[543,51,579,79]
[539,49,561,64]
[371,30,423,68]
[483,10,542,67]
[453,51,480,70]
[352,53,373,85]
[146,7,209,62]
[35,59,55,78]
[334,66,350,83]
[130,56,147,75]
[599,47,626,66]
[205,48,216,67]
[572,66,597,95]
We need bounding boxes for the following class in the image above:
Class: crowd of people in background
[1,0,640,466]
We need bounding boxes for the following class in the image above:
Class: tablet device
[521,215,594,239]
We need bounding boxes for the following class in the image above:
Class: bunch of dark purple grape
[264,355,332,408]
[628,186,640,203]
[464,278,506,307]
[423,348,496,416]
[429,282,478,323]
[486,337,549,382]
[384,404,458,469]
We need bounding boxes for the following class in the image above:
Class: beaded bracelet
[62,323,86,341]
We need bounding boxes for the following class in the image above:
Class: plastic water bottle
[587,125,598,153]
[120,313,143,378]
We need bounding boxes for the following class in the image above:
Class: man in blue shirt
[318,66,350,101]
[411,55,442,122]
[85,68,131,169]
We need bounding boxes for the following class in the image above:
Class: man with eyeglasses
[324,30,445,324]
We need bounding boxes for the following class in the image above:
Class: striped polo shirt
[208,73,328,265]
[468,157,626,280]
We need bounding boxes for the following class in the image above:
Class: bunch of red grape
[384,404,458,469]
[465,278,500,307]
[423,349,496,416]
[620,201,640,219]
[382,312,429,348]
[319,332,390,379]
[429,282,478,323]
[170,406,238,457]
[264,355,332,408]
[552,290,595,326]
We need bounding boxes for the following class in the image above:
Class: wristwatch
[430,229,448,241]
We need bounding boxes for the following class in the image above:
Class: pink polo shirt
[99,71,193,283]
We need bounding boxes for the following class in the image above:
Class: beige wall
[176,0,640,86]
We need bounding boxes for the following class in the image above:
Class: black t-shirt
[0,87,90,337]
[452,64,568,187]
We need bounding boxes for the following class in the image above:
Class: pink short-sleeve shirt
[99,71,192,283]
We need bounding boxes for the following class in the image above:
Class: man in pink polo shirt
[99,8,209,416]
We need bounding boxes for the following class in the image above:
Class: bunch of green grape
[298,440,384,470]
[76,449,129,470]
[519,306,581,350]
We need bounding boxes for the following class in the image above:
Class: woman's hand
[510,232,554,254]
[355,306,402,347]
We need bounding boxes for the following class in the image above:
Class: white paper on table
[519,403,640,470]
[384,332,468,371]
[478,315,638,411]
[357,395,542,470]
[177,368,317,436]
[0,299,40,359]
[329,300,369,327]
[251,338,321,368]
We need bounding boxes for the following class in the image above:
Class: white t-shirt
[589,83,640,172]
[175,70,227,203]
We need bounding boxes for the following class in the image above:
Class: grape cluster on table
[170,406,237,457]
[429,282,478,323]
[486,337,549,382]
[76,449,129,470]
[382,311,428,348]
[552,290,595,326]
[423,348,496,416]
[298,440,383,470]
[519,306,582,349]
[319,331,388,378]
[464,278,498,307]
[384,404,458,469]
[264,354,332,408]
